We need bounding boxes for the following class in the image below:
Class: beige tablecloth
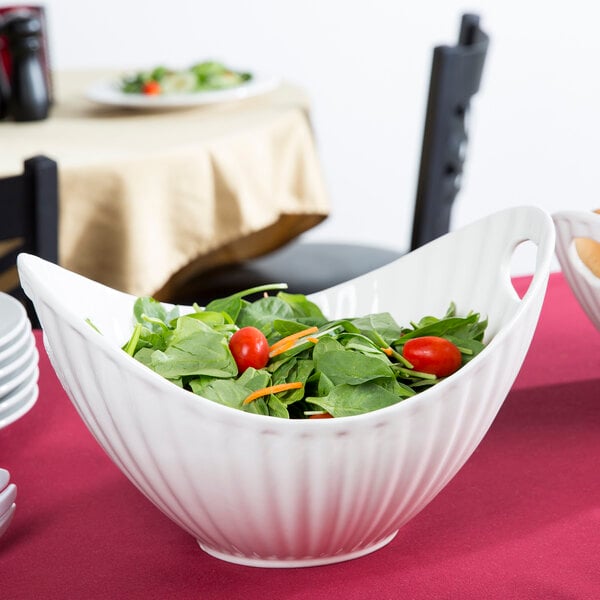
[0,70,330,298]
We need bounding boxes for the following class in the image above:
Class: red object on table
[1,273,599,599]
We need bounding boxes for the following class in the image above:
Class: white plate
[0,468,8,491]
[0,371,37,411]
[0,350,38,398]
[0,323,32,367]
[0,360,37,405]
[0,294,27,350]
[0,482,16,516]
[0,502,16,539]
[0,382,38,430]
[0,333,35,383]
[85,74,280,109]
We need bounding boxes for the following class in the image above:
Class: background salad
[120,61,252,95]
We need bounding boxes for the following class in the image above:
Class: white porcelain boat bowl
[17,207,555,568]
[552,210,600,330]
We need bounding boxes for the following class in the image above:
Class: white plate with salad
[85,61,280,109]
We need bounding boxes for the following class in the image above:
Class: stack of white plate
[0,468,16,538]
[0,293,39,430]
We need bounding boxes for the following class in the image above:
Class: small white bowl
[17,206,555,567]
[552,210,600,330]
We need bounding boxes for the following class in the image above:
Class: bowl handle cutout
[474,208,555,306]
[507,239,540,299]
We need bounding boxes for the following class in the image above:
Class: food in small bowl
[17,206,555,567]
[553,209,600,330]
[573,209,600,278]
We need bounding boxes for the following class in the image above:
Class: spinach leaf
[133,297,179,332]
[276,292,327,322]
[314,346,396,386]
[310,382,404,417]
[338,333,390,362]
[237,296,295,338]
[204,283,288,322]
[190,375,270,416]
[350,312,404,345]
[271,319,313,338]
[267,395,290,419]
[271,359,314,405]
[150,316,237,379]
[397,314,482,342]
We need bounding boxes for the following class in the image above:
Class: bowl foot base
[197,530,398,568]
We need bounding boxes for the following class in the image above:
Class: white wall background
[16,1,600,273]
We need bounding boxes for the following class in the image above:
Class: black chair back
[0,155,58,325]
[410,13,489,250]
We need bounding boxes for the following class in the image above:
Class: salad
[121,284,488,419]
[120,61,252,96]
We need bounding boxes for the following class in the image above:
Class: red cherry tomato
[309,413,333,419]
[402,336,462,377]
[142,80,161,95]
[228,327,269,374]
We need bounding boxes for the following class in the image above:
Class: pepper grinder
[4,11,49,122]
[0,58,9,120]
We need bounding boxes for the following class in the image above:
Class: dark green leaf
[314,347,395,386]
[350,312,404,345]
[310,382,404,417]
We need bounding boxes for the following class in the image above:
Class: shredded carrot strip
[381,347,394,356]
[269,340,296,358]
[243,382,303,405]
[269,327,319,350]
[307,337,319,344]
[269,326,319,353]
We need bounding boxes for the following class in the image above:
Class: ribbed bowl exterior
[18,207,555,567]
[552,211,600,330]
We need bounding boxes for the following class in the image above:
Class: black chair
[411,13,489,250]
[170,13,489,305]
[0,155,59,327]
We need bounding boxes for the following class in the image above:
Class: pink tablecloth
[1,273,599,599]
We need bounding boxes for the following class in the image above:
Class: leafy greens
[120,285,488,419]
